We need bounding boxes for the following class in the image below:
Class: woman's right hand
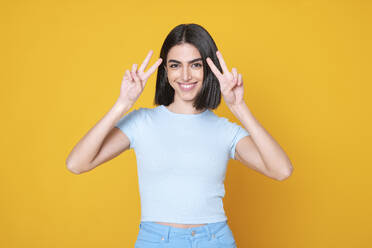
[117,50,163,106]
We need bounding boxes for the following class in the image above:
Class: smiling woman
[154,23,223,115]
[66,22,292,248]
[165,43,204,102]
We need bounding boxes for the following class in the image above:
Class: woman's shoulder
[136,106,161,114]
[210,112,243,131]
[132,106,164,121]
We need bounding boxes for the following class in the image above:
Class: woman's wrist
[113,99,132,115]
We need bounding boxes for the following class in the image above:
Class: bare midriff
[155,222,206,228]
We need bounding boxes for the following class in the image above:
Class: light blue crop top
[115,105,250,224]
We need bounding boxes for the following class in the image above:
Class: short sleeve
[115,108,143,149]
[229,122,250,160]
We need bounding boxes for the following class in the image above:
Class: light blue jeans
[134,220,237,248]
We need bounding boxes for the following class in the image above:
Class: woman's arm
[231,102,293,181]
[206,51,293,181]
[65,101,131,174]
[65,50,162,174]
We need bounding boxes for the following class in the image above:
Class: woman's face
[165,43,204,103]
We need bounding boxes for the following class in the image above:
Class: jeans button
[191,231,196,236]
[161,237,164,241]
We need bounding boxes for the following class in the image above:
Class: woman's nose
[182,67,192,81]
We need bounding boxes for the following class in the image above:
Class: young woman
[66,23,293,248]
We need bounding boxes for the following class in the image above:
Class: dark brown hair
[154,23,223,111]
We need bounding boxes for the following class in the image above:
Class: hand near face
[118,50,162,106]
[206,51,244,108]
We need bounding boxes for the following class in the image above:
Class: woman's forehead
[167,43,201,61]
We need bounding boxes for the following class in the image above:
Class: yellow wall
[1,0,371,247]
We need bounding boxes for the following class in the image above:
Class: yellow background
[1,0,371,247]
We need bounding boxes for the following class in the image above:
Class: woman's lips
[178,82,197,91]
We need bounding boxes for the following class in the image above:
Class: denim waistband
[139,220,228,242]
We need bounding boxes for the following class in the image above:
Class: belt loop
[204,224,212,241]
[165,225,170,243]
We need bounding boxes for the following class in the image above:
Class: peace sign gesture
[206,51,245,108]
[118,50,162,107]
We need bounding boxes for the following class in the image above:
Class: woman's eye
[169,64,178,68]
[192,63,202,68]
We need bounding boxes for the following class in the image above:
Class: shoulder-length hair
[154,23,223,111]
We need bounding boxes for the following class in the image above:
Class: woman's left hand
[206,51,245,108]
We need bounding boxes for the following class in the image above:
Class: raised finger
[131,63,137,74]
[138,50,153,73]
[131,64,141,85]
[143,58,163,79]
[232,68,238,84]
[206,57,222,79]
[216,51,229,74]
[226,68,238,91]
[238,73,243,86]
[125,69,133,82]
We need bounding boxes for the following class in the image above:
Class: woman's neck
[166,102,205,115]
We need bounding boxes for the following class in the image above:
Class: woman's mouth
[178,82,197,91]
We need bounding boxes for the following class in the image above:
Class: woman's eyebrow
[168,58,203,64]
